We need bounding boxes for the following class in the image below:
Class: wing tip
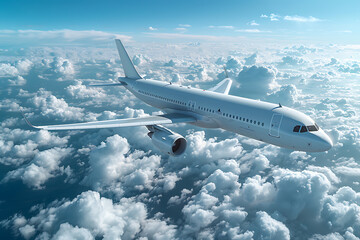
[20,110,39,129]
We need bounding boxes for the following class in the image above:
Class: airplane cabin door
[188,101,196,111]
[269,113,283,138]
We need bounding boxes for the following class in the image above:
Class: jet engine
[147,125,187,156]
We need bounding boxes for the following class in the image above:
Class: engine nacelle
[147,126,187,156]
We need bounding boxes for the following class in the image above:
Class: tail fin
[115,39,142,79]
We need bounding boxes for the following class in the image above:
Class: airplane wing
[208,78,232,95]
[22,112,196,131]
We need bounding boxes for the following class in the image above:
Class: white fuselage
[122,78,332,152]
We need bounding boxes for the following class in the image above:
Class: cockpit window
[293,125,300,132]
[300,126,308,133]
[307,125,319,132]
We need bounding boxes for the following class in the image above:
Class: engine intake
[147,126,187,156]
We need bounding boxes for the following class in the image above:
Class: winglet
[115,39,142,79]
[21,110,38,129]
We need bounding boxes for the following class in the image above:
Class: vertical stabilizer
[115,39,142,79]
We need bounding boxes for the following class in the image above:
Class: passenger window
[300,126,307,133]
[293,125,300,132]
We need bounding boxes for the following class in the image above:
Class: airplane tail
[115,39,142,79]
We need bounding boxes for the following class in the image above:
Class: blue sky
[1,0,359,44]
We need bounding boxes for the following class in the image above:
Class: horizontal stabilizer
[208,78,232,95]
[22,113,196,131]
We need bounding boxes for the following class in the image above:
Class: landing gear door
[269,113,283,138]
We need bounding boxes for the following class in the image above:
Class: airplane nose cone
[320,133,333,151]
[308,130,333,152]
[315,131,333,151]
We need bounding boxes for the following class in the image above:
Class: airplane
[22,39,333,156]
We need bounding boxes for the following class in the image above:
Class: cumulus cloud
[29,88,85,120]
[2,147,72,189]
[236,65,278,98]
[0,128,69,166]
[185,131,243,160]
[8,76,26,86]
[0,63,19,77]
[4,190,176,239]
[244,53,257,65]
[132,54,151,66]
[279,56,305,66]
[254,211,290,240]
[66,80,107,99]
[51,57,75,75]
[83,134,162,196]
[1,32,360,240]
[266,84,301,105]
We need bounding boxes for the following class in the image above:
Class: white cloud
[51,57,75,75]
[0,29,132,43]
[29,88,85,121]
[18,191,149,239]
[185,131,243,160]
[0,128,69,166]
[19,224,36,240]
[284,15,321,22]
[279,56,305,66]
[8,75,26,86]
[255,211,290,240]
[148,26,157,31]
[175,27,187,32]
[1,32,360,240]
[83,134,162,195]
[2,147,72,189]
[244,53,257,65]
[52,223,94,240]
[209,25,234,29]
[145,32,245,41]
[270,13,280,21]
[66,81,107,99]
[236,65,278,98]
[0,63,19,77]
[132,54,151,66]
[266,84,301,105]
[248,20,259,26]
[236,29,265,33]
